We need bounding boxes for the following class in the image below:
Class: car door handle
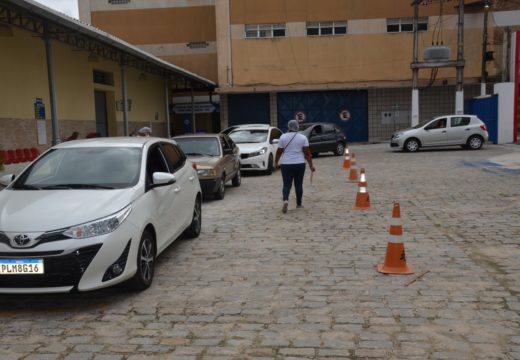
[442,130,447,133]
[174,187,181,193]
[465,128,471,131]
[189,176,196,181]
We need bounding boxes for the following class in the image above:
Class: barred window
[306,21,347,36]
[245,23,286,38]
[387,17,428,33]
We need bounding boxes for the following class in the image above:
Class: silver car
[390,115,489,152]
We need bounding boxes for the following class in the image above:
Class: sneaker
[282,201,288,213]
[296,204,303,208]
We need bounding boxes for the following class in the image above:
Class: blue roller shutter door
[277,90,368,142]
[228,93,270,126]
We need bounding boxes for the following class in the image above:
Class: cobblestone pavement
[1,143,520,360]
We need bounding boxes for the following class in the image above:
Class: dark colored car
[299,122,347,156]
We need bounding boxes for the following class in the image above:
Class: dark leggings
[281,163,306,205]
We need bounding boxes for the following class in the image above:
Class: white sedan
[0,137,202,293]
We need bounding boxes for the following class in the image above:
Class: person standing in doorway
[274,119,315,213]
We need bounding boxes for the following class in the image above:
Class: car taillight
[192,163,197,170]
[480,124,487,131]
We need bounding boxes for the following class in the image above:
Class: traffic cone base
[377,203,414,275]
[377,243,414,274]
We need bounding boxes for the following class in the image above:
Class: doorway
[94,90,108,136]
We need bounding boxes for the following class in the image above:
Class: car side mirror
[0,174,15,187]
[271,139,279,144]
[223,148,233,155]
[151,172,176,188]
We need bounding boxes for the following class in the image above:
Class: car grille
[0,230,71,249]
[240,154,250,159]
[0,244,102,288]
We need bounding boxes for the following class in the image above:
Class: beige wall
[0,26,169,150]
[229,28,484,87]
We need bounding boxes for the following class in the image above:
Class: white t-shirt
[278,132,309,164]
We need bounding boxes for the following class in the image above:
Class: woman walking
[274,119,316,213]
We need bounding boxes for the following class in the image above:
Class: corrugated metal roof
[1,0,215,88]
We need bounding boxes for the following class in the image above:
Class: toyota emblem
[13,234,31,248]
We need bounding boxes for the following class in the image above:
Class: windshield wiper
[40,184,115,190]
[13,184,41,190]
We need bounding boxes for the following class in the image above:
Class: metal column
[455,0,465,114]
[120,58,129,136]
[43,26,60,145]
[164,78,171,137]
[411,0,420,126]
[191,85,196,134]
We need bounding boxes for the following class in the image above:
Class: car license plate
[0,259,44,275]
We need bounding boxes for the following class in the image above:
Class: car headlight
[249,147,268,157]
[393,132,404,139]
[63,205,132,239]
[197,168,216,177]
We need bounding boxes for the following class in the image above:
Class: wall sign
[294,111,306,122]
[339,109,351,121]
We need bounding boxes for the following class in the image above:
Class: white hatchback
[0,137,202,293]
[390,114,489,152]
[227,124,283,175]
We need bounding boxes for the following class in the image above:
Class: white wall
[494,82,515,144]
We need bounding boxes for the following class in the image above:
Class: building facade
[0,0,214,157]
[80,0,520,142]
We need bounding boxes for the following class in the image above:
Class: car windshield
[175,137,221,157]
[11,147,141,190]
[229,129,268,143]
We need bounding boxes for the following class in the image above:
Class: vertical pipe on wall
[411,0,420,126]
[120,58,129,136]
[164,78,171,138]
[513,31,519,144]
[43,25,60,145]
[455,0,465,114]
[191,85,196,134]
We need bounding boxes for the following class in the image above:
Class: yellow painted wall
[160,53,218,82]
[230,28,483,86]
[0,26,166,126]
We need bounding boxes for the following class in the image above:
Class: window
[451,117,471,127]
[146,146,169,186]
[93,70,114,86]
[245,23,286,38]
[161,143,186,173]
[108,0,130,4]
[307,21,347,36]
[387,17,428,33]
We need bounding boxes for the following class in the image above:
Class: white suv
[227,124,282,175]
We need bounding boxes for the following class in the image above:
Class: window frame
[387,17,428,33]
[245,23,286,39]
[306,21,347,36]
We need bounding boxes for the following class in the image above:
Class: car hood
[0,188,137,232]
[188,156,221,168]
[235,143,267,153]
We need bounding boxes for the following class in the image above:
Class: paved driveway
[1,143,519,360]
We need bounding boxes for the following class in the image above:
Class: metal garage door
[277,90,368,142]
[228,93,270,126]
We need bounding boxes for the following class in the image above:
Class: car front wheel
[265,154,274,175]
[128,230,155,291]
[214,176,226,200]
[404,138,420,152]
[334,142,345,156]
[467,135,483,150]
[183,195,202,238]
[232,168,241,186]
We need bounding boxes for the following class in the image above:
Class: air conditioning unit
[423,46,451,62]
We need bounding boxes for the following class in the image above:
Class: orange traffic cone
[342,147,351,169]
[347,153,358,182]
[377,202,414,275]
[353,168,371,209]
